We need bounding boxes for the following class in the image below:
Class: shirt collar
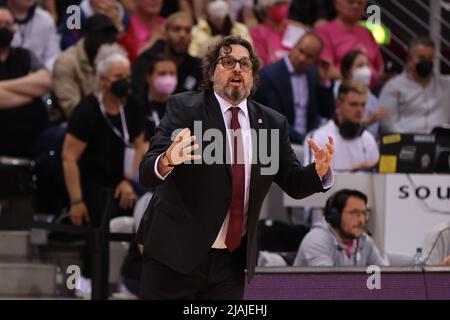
[283,56,295,74]
[213,91,248,118]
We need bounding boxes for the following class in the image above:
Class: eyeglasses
[342,209,370,220]
[216,56,253,72]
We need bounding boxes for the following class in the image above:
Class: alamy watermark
[366,265,381,290]
[170,122,280,176]
[64,4,382,31]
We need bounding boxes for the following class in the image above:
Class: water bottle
[55,259,65,297]
[412,247,425,266]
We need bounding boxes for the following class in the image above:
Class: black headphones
[324,189,369,229]
[324,192,342,229]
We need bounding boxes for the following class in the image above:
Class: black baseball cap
[85,14,118,34]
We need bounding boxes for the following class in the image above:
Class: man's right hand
[158,128,201,176]
[69,202,90,226]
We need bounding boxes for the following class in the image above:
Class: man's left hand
[307,136,334,178]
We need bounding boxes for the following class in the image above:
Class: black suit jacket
[254,58,335,144]
[137,91,328,282]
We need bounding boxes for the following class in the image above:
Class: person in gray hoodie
[294,189,385,267]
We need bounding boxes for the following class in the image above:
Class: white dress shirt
[284,56,309,136]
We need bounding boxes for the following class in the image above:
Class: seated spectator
[53,14,118,119]
[189,0,252,58]
[41,0,84,25]
[160,0,193,18]
[254,32,335,144]
[304,80,379,171]
[250,0,308,66]
[0,0,60,70]
[230,0,258,28]
[62,43,146,228]
[0,6,51,158]
[336,50,389,140]
[288,0,336,28]
[132,11,202,102]
[125,0,165,57]
[59,0,129,51]
[61,43,147,297]
[379,37,450,135]
[294,189,385,267]
[141,54,178,142]
[315,0,384,88]
[422,222,450,266]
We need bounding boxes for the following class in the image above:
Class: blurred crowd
[0,0,449,298]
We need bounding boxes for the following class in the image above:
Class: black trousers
[140,245,246,300]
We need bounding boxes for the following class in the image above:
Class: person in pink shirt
[250,0,307,66]
[127,0,166,55]
[315,0,384,86]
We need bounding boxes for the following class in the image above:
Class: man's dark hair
[200,35,262,95]
[146,53,177,75]
[294,31,324,52]
[340,49,367,80]
[324,189,368,228]
[408,36,435,55]
[327,189,368,215]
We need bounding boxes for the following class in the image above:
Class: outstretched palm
[307,136,334,178]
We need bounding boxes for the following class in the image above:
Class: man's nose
[233,63,242,73]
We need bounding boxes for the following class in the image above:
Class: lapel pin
[258,118,263,124]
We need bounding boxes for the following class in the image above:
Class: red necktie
[225,106,245,252]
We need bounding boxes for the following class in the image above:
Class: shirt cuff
[154,153,173,180]
[320,167,334,189]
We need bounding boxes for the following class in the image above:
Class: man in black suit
[254,32,336,144]
[137,35,335,300]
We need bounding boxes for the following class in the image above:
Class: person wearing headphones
[293,189,385,267]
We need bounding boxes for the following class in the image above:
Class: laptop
[432,127,450,173]
[378,133,436,173]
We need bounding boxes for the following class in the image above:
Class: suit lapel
[274,61,294,124]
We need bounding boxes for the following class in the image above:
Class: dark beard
[224,87,248,103]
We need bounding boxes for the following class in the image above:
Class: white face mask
[352,66,372,86]
[207,0,229,20]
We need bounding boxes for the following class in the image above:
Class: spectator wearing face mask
[131,12,202,104]
[379,37,450,135]
[315,0,384,89]
[0,5,51,158]
[335,50,389,140]
[250,0,308,66]
[189,0,252,58]
[141,54,178,142]
[62,42,146,229]
[304,80,379,172]
[61,43,147,297]
[0,0,60,70]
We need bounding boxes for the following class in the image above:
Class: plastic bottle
[412,247,425,266]
[55,259,65,297]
